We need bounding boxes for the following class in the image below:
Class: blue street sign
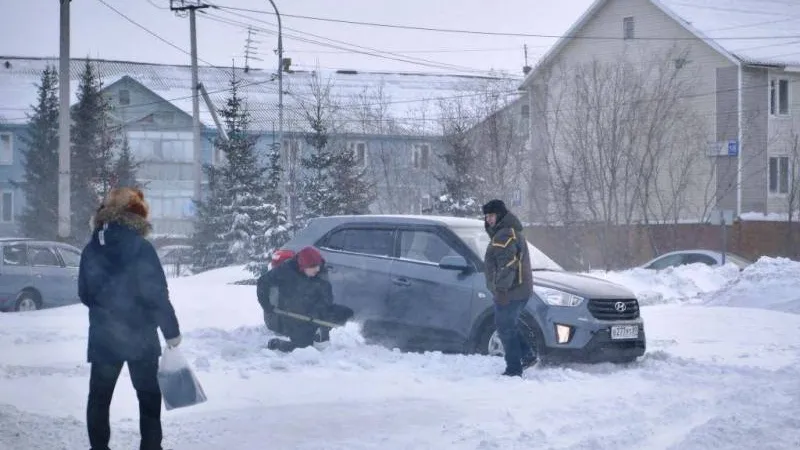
[727,140,739,156]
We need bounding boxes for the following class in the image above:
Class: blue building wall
[0,123,30,237]
[0,75,446,238]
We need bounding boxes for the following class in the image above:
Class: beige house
[519,0,800,224]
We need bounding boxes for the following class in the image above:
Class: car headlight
[533,286,585,307]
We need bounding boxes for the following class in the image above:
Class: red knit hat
[296,246,323,270]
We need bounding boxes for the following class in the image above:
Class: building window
[348,141,367,167]
[412,143,430,170]
[674,58,689,69]
[623,17,635,40]
[770,78,790,116]
[1,191,12,222]
[119,89,130,106]
[769,156,789,195]
[0,133,12,165]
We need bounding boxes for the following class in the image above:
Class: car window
[398,230,459,263]
[685,253,717,266]
[647,254,684,270]
[449,225,563,271]
[3,243,28,266]
[29,246,62,267]
[58,247,81,268]
[322,228,394,257]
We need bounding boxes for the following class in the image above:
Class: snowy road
[1,263,799,449]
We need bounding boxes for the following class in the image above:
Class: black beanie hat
[482,199,508,216]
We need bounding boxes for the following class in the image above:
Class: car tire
[14,292,40,312]
[474,314,544,362]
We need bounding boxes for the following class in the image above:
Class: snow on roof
[522,0,800,87]
[657,0,800,67]
[0,56,500,134]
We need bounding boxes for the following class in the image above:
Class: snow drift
[1,257,799,449]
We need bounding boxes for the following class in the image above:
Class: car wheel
[15,292,39,312]
[475,315,543,361]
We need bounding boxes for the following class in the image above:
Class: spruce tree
[329,143,374,214]
[70,60,115,243]
[111,137,142,189]
[246,145,290,275]
[13,66,59,239]
[191,71,289,273]
[299,117,338,219]
[433,126,485,217]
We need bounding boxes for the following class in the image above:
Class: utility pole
[266,0,289,226]
[58,0,71,240]
[170,0,208,206]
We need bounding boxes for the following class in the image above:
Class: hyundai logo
[614,302,627,312]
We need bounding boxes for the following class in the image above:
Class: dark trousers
[494,298,534,374]
[87,359,163,450]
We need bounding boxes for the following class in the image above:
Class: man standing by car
[482,199,537,376]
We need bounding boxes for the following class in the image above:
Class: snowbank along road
[1,260,799,449]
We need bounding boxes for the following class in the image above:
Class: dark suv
[268,215,646,363]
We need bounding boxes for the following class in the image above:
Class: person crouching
[257,246,333,352]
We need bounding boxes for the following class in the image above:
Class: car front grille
[587,298,640,320]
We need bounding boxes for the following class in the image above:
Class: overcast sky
[0,0,594,77]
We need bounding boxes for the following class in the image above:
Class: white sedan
[642,249,751,270]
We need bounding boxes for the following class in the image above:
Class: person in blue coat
[79,187,182,450]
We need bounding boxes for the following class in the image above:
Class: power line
[203,10,522,79]
[208,3,800,41]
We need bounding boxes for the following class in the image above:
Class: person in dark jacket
[257,246,334,352]
[79,187,181,450]
[483,199,536,376]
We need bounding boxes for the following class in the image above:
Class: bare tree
[350,83,413,214]
[530,46,715,268]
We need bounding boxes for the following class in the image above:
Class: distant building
[0,56,501,238]
[515,0,800,222]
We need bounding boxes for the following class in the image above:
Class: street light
[266,0,291,225]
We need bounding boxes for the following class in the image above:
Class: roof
[314,214,486,228]
[0,56,499,135]
[522,0,800,87]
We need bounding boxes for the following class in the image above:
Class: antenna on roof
[522,44,532,75]
[243,26,263,73]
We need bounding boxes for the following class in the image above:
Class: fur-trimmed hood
[92,206,152,237]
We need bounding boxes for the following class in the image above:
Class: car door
[386,226,478,352]
[28,244,69,307]
[0,243,32,310]
[316,225,396,341]
[55,245,81,305]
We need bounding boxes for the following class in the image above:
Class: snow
[588,262,740,306]
[740,211,796,222]
[658,0,800,66]
[0,56,499,133]
[2,258,800,449]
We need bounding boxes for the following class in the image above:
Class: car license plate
[610,325,638,340]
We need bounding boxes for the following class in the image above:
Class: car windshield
[450,226,563,271]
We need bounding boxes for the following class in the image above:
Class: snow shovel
[272,304,354,329]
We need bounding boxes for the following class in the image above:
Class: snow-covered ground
[1,260,799,449]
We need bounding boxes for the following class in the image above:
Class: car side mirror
[439,255,470,272]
